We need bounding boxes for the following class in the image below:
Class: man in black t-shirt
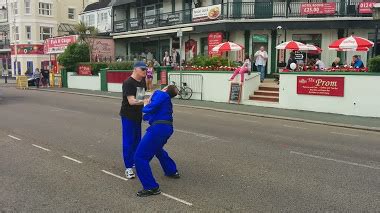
[120,61,147,179]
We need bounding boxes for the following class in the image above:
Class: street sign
[177,29,183,37]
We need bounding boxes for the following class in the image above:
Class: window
[25,0,31,14]
[39,2,52,16]
[99,12,108,22]
[26,26,31,40]
[11,2,18,15]
[85,14,95,26]
[14,26,19,40]
[40,27,52,40]
[68,8,75,19]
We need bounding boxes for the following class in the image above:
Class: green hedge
[108,61,134,70]
[368,56,380,73]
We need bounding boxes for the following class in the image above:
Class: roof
[83,0,112,12]
[110,0,136,7]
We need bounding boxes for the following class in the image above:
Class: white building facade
[7,0,83,76]
[80,0,113,34]
[111,0,379,75]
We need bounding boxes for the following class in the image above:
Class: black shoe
[136,187,161,197]
[167,172,180,179]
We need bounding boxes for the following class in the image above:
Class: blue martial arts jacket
[143,90,173,125]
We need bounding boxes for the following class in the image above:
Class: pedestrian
[41,69,50,87]
[315,58,326,70]
[33,68,41,88]
[120,61,147,179]
[146,62,154,92]
[228,54,251,84]
[134,85,180,197]
[171,48,180,67]
[254,46,268,83]
[286,52,298,70]
[163,51,171,66]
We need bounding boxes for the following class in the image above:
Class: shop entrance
[252,34,269,73]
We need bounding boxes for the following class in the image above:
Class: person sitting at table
[352,55,364,69]
[315,58,326,70]
[332,57,342,67]
[286,52,297,70]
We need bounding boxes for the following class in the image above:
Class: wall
[108,83,122,92]
[279,73,380,118]
[168,71,258,103]
[67,72,101,91]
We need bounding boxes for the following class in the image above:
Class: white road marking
[161,192,193,206]
[283,125,307,130]
[32,144,51,152]
[175,110,193,115]
[62,156,83,164]
[51,107,82,114]
[101,170,129,181]
[290,151,380,170]
[241,119,258,123]
[330,132,359,137]
[8,135,21,141]
[176,129,217,140]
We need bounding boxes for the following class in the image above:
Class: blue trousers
[257,65,266,81]
[121,117,142,168]
[134,124,178,190]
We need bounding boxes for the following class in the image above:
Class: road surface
[0,87,379,212]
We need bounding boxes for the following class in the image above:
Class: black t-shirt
[119,77,146,121]
[42,70,49,79]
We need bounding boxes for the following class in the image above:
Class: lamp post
[177,29,183,86]
[372,3,380,58]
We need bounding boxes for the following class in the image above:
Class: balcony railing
[114,0,371,33]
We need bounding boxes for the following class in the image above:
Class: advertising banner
[297,76,344,97]
[193,4,222,22]
[208,32,223,56]
[300,3,336,15]
[44,35,78,54]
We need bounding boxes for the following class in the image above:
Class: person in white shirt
[315,58,326,70]
[254,46,268,83]
[229,54,251,83]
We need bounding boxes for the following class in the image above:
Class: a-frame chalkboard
[229,82,242,104]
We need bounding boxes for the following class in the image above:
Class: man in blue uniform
[134,85,180,197]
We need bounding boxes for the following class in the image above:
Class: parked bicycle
[171,81,193,100]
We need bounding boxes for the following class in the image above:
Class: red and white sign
[358,2,376,14]
[208,32,223,56]
[77,64,92,76]
[11,44,44,55]
[297,76,344,97]
[300,3,336,15]
[45,35,78,54]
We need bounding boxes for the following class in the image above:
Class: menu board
[229,83,242,104]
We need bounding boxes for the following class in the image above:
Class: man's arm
[143,92,165,114]
[127,96,144,105]
[123,81,144,105]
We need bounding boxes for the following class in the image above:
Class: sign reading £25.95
[297,76,344,97]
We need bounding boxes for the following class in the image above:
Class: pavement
[0,87,379,212]
[5,83,380,131]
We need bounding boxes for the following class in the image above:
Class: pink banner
[300,3,336,15]
[359,2,376,14]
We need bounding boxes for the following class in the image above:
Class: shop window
[27,61,33,74]
[200,37,208,56]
